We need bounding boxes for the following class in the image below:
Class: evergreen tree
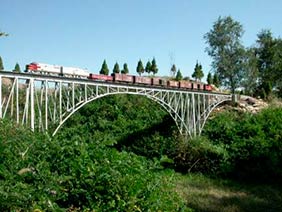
[170,64,177,77]
[13,63,21,73]
[100,60,109,75]
[213,73,220,87]
[207,72,213,84]
[175,69,183,81]
[192,61,204,82]
[121,63,129,74]
[183,76,190,81]
[0,56,4,71]
[150,58,158,75]
[112,62,120,74]
[136,60,145,76]
[145,61,152,74]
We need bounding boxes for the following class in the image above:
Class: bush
[172,136,228,175]
[203,107,282,181]
[0,117,187,211]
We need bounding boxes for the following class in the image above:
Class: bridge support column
[30,78,35,131]
[0,76,2,118]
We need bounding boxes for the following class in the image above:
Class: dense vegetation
[0,95,187,211]
[1,94,282,211]
[205,107,282,180]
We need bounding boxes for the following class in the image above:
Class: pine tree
[171,64,177,77]
[145,61,152,74]
[0,56,4,71]
[100,60,109,75]
[192,61,204,82]
[150,58,158,75]
[112,62,120,74]
[213,73,220,87]
[207,72,213,84]
[121,63,129,74]
[136,60,145,76]
[13,63,21,73]
[175,69,183,81]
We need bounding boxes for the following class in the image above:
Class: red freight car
[88,73,113,81]
[167,80,179,88]
[179,81,192,89]
[204,84,212,91]
[191,82,198,90]
[198,83,204,90]
[112,73,134,83]
[152,78,161,86]
[134,76,152,85]
[159,79,167,86]
[122,74,134,83]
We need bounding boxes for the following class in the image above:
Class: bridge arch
[52,92,186,137]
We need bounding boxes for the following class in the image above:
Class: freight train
[25,62,212,91]
[89,73,212,91]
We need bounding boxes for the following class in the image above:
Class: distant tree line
[99,58,159,76]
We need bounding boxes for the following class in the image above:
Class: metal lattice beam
[0,72,232,138]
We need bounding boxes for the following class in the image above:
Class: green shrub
[0,117,188,211]
[172,136,228,175]
[203,107,282,181]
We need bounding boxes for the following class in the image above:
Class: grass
[174,173,282,212]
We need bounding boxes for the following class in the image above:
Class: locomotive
[25,62,89,78]
[25,62,212,91]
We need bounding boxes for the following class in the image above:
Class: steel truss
[0,72,231,138]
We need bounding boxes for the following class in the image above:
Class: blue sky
[1,0,282,80]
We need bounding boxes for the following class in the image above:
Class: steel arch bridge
[0,72,231,138]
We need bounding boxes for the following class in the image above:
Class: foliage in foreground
[0,118,187,211]
[71,95,282,183]
[203,106,282,181]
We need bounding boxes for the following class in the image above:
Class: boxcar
[88,73,113,81]
[167,80,179,88]
[179,81,192,89]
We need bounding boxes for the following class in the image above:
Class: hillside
[1,94,282,211]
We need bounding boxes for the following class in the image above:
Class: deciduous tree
[241,48,259,96]
[255,30,282,98]
[204,16,245,94]
[0,31,8,37]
